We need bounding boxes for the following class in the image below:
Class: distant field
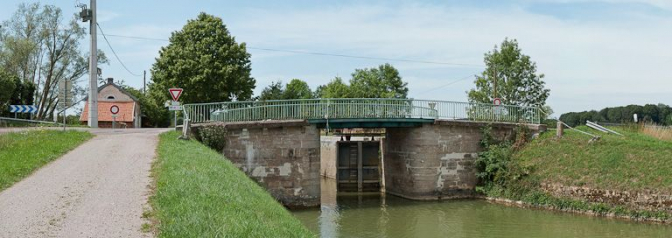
[0,130,93,191]
[515,126,672,193]
[150,131,315,237]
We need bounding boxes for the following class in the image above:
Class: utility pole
[143,70,146,94]
[493,66,498,100]
[87,0,98,128]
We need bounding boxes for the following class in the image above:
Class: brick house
[80,78,142,128]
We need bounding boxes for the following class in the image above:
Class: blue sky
[1,0,671,116]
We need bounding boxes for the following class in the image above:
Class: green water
[292,182,672,238]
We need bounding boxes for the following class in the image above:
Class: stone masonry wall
[384,120,541,200]
[541,183,672,213]
[191,120,321,208]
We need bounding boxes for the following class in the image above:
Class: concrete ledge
[434,119,546,132]
[192,120,310,130]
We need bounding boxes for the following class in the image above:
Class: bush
[195,125,227,151]
[475,125,533,190]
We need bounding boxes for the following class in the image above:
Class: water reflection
[292,178,672,238]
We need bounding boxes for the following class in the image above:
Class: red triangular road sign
[169,88,183,101]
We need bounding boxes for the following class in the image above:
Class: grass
[514,126,672,194]
[639,124,672,141]
[150,131,315,238]
[0,129,93,191]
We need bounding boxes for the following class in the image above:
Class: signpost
[168,88,183,127]
[110,105,119,129]
[493,98,502,118]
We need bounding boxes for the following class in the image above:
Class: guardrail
[183,98,540,125]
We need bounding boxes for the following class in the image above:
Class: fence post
[556,121,564,138]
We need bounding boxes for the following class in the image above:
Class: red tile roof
[80,101,136,122]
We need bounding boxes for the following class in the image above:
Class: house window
[107,96,115,100]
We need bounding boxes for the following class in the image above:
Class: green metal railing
[182,98,541,125]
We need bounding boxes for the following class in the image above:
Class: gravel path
[0,128,170,237]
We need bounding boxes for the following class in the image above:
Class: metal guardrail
[0,117,63,125]
[182,98,541,125]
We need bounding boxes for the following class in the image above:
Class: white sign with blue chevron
[9,105,38,113]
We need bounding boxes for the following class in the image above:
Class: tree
[468,38,550,108]
[315,77,351,98]
[121,85,169,127]
[149,12,255,106]
[314,64,408,99]
[0,69,18,113]
[259,81,284,100]
[283,79,313,99]
[1,3,107,120]
[349,63,408,98]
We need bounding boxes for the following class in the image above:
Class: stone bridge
[182,99,545,208]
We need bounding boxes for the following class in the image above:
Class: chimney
[107,77,114,84]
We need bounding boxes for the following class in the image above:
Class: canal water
[292,179,672,238]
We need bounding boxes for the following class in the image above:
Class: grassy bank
[0,129,93,191]
[478,126,672,221]
[150,131,314,237]
[517,126,672,193]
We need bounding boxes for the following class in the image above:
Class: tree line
[0,3,107,119]
[559,104,672,127]
[3,3,552,127]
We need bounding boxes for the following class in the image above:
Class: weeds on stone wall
[475,125,533,194]
[196,126,228,151]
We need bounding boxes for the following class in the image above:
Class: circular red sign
[110,105,120,114]
[493,98,502,106]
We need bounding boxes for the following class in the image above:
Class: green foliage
[468,38,550,107]
[475,125,531,188]
[122,85,169,127]
[0,130,93,191]
[0,68,18,113]
[349,63,408,98]
[560,103,672,126]
[259,79,314,100]
[1,3,107,120]
[315,77,351,98]
[259,81,284,100]
[149,12,255,105]
[475,142,514,186]
[151,131,315,237]
[284,79,313,99]
[314,64,408,99]
[194,125,227,151]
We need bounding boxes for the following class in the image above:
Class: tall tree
[468,38,550,108]
[0,69,18,114]
[1,3,107,119]
[150,12,255,105]
[283,79,313,99]
[315,77,351,98]
[259,81,284,100]
[350,63,408,98]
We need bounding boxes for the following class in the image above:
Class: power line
[416,74,476,94]
[96,24,142,77]
[99,33,484,68]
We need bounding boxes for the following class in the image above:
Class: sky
[1,0,671,116]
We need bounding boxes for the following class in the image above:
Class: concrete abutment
[191,120,321,208]
[190,119,545,206]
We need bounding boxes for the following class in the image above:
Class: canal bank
[292,178,672,238]
[476,125,672,223]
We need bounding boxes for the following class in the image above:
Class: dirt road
[0,128,169,237]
